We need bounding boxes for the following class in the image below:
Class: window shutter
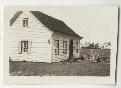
[27,40,32,54]
[18,41,21,54]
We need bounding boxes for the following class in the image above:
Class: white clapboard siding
[51,32,80,62]
[9,11,52,63]
[18,41,21,54]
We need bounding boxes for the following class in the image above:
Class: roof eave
[10,11,22,26]
[79,37,83,40]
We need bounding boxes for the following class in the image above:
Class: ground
[9,60,110,76]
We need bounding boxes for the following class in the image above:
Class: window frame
[63,41,67,54]
[21,40,29,53]
[54,40,59,55]
[23,18,29,27]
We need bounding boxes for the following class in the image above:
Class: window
[18,40,31,54]
[54,40,59,55]
[21,41,28,53]
[63,41,67,54]
[76,42,78,53]
[23,18,29,27]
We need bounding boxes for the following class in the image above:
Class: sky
[7,6,118,43]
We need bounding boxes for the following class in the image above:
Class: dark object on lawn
[80,55,85,60]
[9,59,12,61]
[101,57,110,63]
[68,58,77,63]
[92,56,101,63]
[74,55,85,61]
[67,55,85,63]
[102,57,107,62]
[9,57,12,61]
[22,60,27,62]
[96,57,101,63]
[63,58,78,63]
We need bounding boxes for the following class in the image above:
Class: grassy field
[9,60,110,76]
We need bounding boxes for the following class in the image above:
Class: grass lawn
[9,60,110,76]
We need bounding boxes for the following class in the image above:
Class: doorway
[69,39,73,60]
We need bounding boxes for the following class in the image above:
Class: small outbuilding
[9,11,82,63]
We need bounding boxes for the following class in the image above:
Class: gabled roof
[10,11,22,26]
[10,11,82,39]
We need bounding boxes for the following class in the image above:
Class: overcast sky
[7,6,118,43]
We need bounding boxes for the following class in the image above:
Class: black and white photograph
[3,6,118,84]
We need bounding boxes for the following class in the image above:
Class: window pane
[21,41,28,53]
[23,18,28,27]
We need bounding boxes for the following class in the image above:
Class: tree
[89,42,95,48]
[95,43,99,48]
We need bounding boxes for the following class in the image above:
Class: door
[69,39,73,60]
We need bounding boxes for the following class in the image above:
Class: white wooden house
[9,11,82,63]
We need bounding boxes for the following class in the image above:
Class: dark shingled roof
[10,11,82,39]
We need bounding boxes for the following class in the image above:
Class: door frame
[69,39,73,60]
